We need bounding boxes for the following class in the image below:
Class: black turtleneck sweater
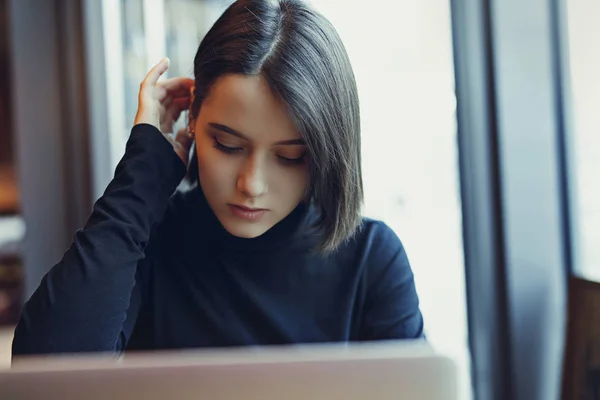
[12,124,424,356]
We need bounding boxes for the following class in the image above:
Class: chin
[220,219,270,239]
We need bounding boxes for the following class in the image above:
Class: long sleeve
[12,124,186,356]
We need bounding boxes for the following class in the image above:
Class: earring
[187,114,196,139]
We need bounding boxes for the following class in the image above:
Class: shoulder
[346,217,406,260]
[349,219,423,340]
[149,188,197,246]
[334,217,413,286]
[166,186,196,215]
[161,188,193,225]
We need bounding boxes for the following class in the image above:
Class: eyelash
[212,138,241,155]
[212,137,306,166]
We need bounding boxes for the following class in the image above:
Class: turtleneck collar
[185,185,321,253]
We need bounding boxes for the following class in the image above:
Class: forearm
[12,124,185,356]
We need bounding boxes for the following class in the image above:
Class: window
[565,0,600,280]
[309,2,470,398]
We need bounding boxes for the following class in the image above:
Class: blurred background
[0,0,598,399]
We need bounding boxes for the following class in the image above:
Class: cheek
[195,142,236,191]
[271,166,309,201]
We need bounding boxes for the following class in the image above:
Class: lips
[228,204,268,221]
[232,205,267,212]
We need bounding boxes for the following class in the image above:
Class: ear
[187,85,197,137]
[189,84,196,106]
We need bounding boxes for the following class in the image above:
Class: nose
[237,156,268,199]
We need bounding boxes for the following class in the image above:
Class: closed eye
[277,154,306,165]
[212,137,242,154]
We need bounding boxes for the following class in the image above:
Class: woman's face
[193,74,310,239]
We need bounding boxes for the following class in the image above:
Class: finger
[158,99,170,116]
[161,95,175,109]
[159,93,189,107]
[158,77,194,94]
[141,57,170,89]
[172,127,194,166]
[155,86,167,101]
[156,86,190,102]
[171,97,191,118]
[175,127,194,150]
[159,90,191,103]
[158,90,190,104]
[166,97,192,123]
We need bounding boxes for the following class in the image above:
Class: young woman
[12,0,424,356]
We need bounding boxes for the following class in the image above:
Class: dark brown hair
[188,0,363,252]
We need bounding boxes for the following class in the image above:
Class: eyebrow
[208,122,306,146]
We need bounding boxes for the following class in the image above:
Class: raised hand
[133,57,195,167]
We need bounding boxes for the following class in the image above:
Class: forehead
[200,74,301,142]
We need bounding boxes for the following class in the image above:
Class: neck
[189,186,320,253]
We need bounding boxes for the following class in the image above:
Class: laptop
[1,340,457,399]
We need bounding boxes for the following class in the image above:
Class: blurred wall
[0,0,12,166]
[8,0,91,297]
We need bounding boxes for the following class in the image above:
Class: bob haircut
[187,0,363,252]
